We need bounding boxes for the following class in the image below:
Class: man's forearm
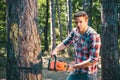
[74,59,97,69]
[56,42,66,51]
[51,42,66,55]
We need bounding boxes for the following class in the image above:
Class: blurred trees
[0,0,102,53]
[56,0,63,42]
[0,0,6,55]
[82,0,92,26]
[50,0,56,52]
[0,1,6,75]
[67,0,72,34]
[0,0,120,79]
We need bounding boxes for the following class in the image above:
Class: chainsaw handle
[52,55,57,60]
[48,55,57,71]
[53,55,57,71]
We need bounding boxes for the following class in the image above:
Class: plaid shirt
[63,27,101,74]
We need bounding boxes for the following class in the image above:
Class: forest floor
[0,54,102,80]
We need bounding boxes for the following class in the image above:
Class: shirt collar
[75,26,90,36]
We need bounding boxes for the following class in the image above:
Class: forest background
[0,0,120,80]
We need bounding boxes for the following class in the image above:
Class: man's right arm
[51,29,75,56]
[51,42,66,56]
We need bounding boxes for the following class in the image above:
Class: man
[51,11,101,80]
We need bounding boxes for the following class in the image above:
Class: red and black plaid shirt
[63,27,101,74]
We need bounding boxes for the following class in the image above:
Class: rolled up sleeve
[63,31,74,47]
[89,34,101,62]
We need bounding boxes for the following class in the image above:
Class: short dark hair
[74,11,88,20]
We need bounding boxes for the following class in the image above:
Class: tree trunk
[118,1,120,38]
[6,0,42,80]
[82,0,92,26]
[67,0,72,34]
[50,0,56,51]
[101,0,120,80]
[44,0,49,51]
[56,0,63,42]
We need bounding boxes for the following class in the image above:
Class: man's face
[74,16,88,33]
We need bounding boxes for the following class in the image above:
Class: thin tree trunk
[118,1,120,38]
[56,0,63,42]
[44,0,49,51]
[50,0,56,51]
[67,0,72,34]
[101,0,119,80]
[6,0,42,80]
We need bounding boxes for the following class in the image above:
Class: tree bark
[67,0,72,34]
[118,1,120,38]
[6,0,42,80]
[101,0,120,80]
[82,0,92,26]
[44,0,49,51]
[50,0,56,51]
[56,0,63,42]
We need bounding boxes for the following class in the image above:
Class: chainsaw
[48,55,73,71]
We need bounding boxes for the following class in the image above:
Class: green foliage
[118,39,120,50]
[38,0,68,52]
[38,0,102,52]
[92,1,101,33]
[0,1,7,76]
[38,1,49,51]
[0,0,6,53]
[0,0,6,20]
[38,0,46,7]
[0,0,6,44]
[0,0,119,59]
[72,0,83,12]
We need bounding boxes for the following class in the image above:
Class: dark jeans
[66,72,98,80]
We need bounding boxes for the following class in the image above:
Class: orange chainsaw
[48,55,73,71]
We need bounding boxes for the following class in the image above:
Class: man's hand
[51,48,58,57]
